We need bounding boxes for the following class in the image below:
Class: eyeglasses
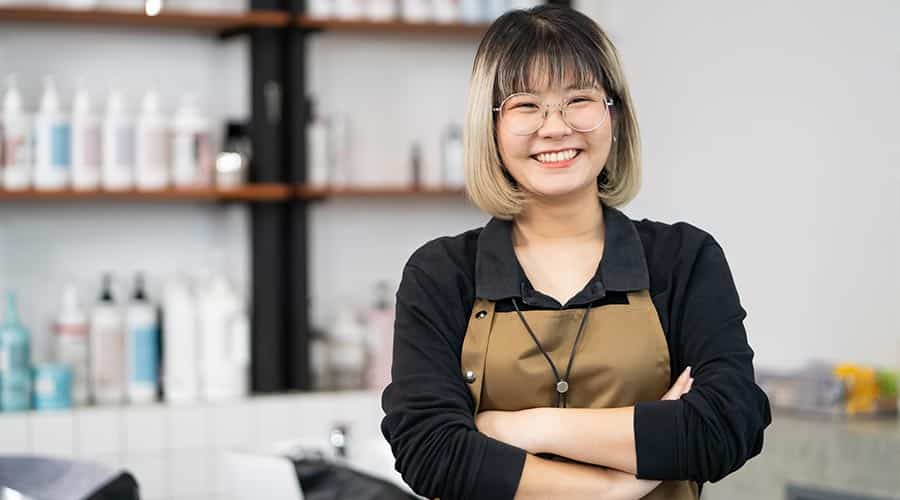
[493,90,614,136]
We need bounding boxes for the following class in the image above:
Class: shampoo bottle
[1,75,32,190]
[71,82,102,190]
[89,274,126,405]
[0,292,32,412]
[126,273,159,404]
[33,76,71,190]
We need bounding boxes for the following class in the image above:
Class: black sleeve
[633,240,772,483]
[381,259,527,500]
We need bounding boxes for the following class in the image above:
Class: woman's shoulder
[404,225,484,279]
[630,215,723,278]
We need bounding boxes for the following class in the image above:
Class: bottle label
[116,125,135,166]
[131,325,159,384]
[145,129,169,170]
[3,127,29,167]
[80,124,101,166]
[0,343,28,373]
[51,123,72,168]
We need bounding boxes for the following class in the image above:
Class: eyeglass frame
[492,91,615,136]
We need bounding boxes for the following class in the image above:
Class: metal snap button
[475,310,487,319]
[464,370,477,383]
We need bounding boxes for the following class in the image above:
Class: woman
[381,5,771,500]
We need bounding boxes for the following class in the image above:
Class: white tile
[29,412,76,458]
[209,402,257,450]
[168,449,214,498]
[256,398,298,447]
[78,453,122,470]
[121,452,168,500]
[0,413,29,453]
[123,406,168,453]
[75,407,122,457]
[166,404,210,450]
[209,449,231,495]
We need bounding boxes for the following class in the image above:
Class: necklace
[511,299,592,408]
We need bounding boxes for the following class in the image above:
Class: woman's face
[495,80,613,201]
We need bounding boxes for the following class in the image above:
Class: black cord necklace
[511,299,592,408]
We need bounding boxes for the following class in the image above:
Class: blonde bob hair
[464,5,641,219]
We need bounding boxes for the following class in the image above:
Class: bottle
[364,281,395,391]
[101,89,135,191]
[1,75,32,191]
[215,121,251,189]
[410,141,422,188]
[172,94,213,188]
[126,273,159,404]
[401,0,430,22]
[198,274,249,401]
[307,99,331,188]
[135,90,170,190]
[162,274,199,404]
[32,363,73,411]
[328,305,367,390]
[33,76,71,190]
[366,0,398,21]
[54,284,89,406]
[432,0,460,23]
[71,82,102,190]
[89,274,126,405]
[0,292,32,412]
[441,124,464,188]
[459,0,483,24]
[307,0,334,19]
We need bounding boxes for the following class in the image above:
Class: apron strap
[460,298,496,415]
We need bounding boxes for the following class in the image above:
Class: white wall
[579,0,900,369]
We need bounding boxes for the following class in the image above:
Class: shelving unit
[296,185,466,200]
[0,0,571,395]
[0,184,293,201]
[0,5,289,36]
[296,15,489,36]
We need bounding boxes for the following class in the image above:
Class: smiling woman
[381,5,771,500]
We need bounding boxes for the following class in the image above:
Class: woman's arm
[477,368,694,475]
[513,454,659,500]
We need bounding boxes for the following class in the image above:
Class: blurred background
[0,0,898,499]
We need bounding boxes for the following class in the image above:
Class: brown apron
[461,289,699,500]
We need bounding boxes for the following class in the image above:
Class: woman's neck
[513,190,605,247]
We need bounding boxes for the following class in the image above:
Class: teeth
[535,149,578,163]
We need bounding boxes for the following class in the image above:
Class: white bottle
[432,0,460,23]
[441,123,464,188]
[54,284,90,406]
[1,75,32,191]
[126,273,159,404]
[33,76,71,190]
[162,274,199,404]
[401,0,430,22]
[329,306,367,390]
[89,274,126,405]
[198,274,249,402]
[101,89,135,191]
[135,90,170,190]
[307,102,330,188]
[172,94,212,188]
[364,281,395,391]
[366,0,398,21]
[71,82,102,191]
[307,0,334,19]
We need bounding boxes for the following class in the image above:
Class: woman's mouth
[530,148,582,169]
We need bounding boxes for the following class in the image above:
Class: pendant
[556,380,569,394]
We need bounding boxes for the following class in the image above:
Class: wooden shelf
[296,15,489,36]
[0,6,290,34]
[296,185,466,200]
[0,184,293,202]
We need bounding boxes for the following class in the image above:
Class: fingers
[661,366,694,400]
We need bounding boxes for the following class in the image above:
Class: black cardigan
[381,205,772,500]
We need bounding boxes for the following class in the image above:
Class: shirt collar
[474,203,650,303]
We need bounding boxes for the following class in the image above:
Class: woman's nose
[537,106,572,138]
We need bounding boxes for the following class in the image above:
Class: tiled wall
[0,390,384,500]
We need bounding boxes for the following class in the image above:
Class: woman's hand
[662,366,694,400]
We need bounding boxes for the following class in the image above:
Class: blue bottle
[33,363,73,410]
[0,292,32,412]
